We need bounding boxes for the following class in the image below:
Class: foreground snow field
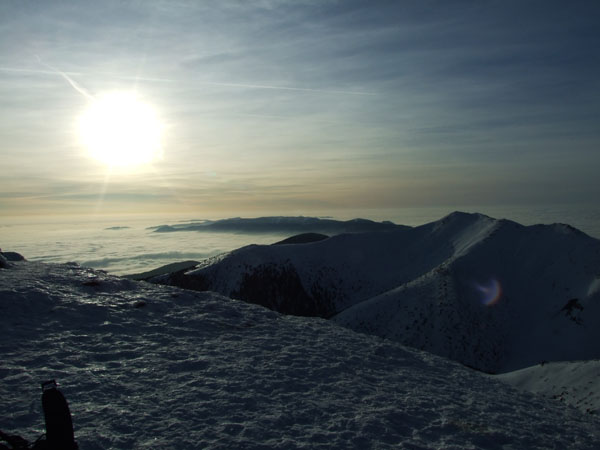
[1,261,599,449]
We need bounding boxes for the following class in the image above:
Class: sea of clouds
[3,205,599,276]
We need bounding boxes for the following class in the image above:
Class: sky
[1,0,599,218]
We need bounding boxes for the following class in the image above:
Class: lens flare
[474,278,502,306]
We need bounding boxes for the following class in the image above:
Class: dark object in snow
[133,300,147,308]
[0,430,30,449]
[82,279,101,287]
[0,254,10,269]
[41,380,78,450]
[0,251,25,262]
[0,249,12,269]
[0,380,77,450]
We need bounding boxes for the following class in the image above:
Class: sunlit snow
[1,260,599,449]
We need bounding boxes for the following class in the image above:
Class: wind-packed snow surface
[2,261,599,449]
[495,360,600,415]
[151,212,600,374]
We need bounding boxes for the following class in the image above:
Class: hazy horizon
[4,204,600,276]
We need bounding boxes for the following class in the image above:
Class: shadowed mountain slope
[149,212,600,372]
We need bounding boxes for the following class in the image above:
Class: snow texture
[496,360,600,415]
[150,212,600,373]
[2,260,599,449]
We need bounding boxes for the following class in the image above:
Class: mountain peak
[440,211,493,223]
[150,211,600,374]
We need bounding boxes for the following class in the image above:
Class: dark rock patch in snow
[231,262,335,317]
[1,251,26,262]
[560,298,585,325]
[0,254,9,269]
[123,260,200,281]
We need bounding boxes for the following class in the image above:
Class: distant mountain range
[148,216,404,234]
[148,212,600,374]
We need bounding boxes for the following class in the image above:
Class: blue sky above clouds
[1,0,599,216]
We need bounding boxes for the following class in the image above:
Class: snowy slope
[496,360,600,415]
[1,260,599,449]
[150,212,600,373]
[334,213,600,372]
[150,213,493,316]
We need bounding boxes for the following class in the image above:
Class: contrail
[98,73,174,83]
[83,74,375,96]
[195,80,377,96]
[0,67,82,77]
[34,55,94,100]
[2,63,376,96]
[0,67,174,84]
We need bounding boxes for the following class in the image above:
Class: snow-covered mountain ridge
[149,216,404,234]
[149,212,600,373]
[1,260,599,449]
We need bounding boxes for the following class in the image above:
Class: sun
[78,92,162,168]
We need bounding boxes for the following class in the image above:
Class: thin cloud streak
[193,81,377,96]
[0,67,83,77]
[34,56,94,100]
[0,65,375,96]
[1,1,599,216]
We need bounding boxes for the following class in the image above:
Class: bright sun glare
[79,92,162,168]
